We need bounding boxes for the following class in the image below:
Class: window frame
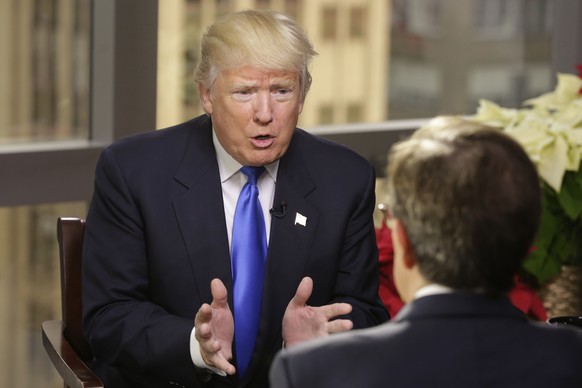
[0,0,158,207]
[1,0,581,207]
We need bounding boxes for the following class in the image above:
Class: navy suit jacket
[270,292,582,388]
[82,115,389,387]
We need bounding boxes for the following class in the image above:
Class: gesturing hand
[282,277,353,348]
[194,278,236,375]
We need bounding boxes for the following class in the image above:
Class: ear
[198,83,213,115]
[393,219,417,269]
[297,101,304,115]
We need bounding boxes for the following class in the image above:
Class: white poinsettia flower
[473,99,518,127]
[525,73,582,110]
[555,99,582,125]
[472,73,582,193]
[538,134,570,192]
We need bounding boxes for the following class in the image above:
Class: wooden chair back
[57,217,92,359]
[41,217,104,387]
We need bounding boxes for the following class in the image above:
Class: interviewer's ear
[393,219,416,269]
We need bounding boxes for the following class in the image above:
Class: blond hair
[194,9,317,100]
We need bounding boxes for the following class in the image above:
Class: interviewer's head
[387,117,542,299]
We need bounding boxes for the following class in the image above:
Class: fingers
[200,341,237,376]
[317,302,353,334]
[193,279,236,376]
[326,318,353,333]
[211,357,237,376]
[291,276,313,307]
[322,302,352,320]
[195,303,212,328]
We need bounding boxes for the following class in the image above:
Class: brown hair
[387,117,542,294]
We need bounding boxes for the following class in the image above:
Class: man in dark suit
[270,117,582,388]
[82,9,388,388]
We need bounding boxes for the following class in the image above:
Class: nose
[253,92,273,124]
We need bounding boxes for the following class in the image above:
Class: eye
[232,89,254,101]
[273,87,294,99]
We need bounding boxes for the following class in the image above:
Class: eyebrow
[231,76,297,89]
[271,79,296,88]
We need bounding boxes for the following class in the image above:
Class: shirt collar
[212,129,279,182]
[414,283,455,300]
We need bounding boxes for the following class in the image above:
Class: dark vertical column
[552,0,582,75]
[91,0,158,143]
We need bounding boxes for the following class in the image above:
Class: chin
[250,150,284,166]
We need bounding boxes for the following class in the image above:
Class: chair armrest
[42,320,104,388]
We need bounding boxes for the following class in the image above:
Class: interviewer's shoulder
[533,321,582,349]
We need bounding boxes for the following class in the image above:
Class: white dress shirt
[190,129,279,374]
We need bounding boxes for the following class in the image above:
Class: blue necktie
[231,166,267,377]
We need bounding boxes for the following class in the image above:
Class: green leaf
[523,244,562,284]
[522,201,561,283]
[558,169,582,220]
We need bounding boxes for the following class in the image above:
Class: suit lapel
[172,118,233,304]
[266,152,318,287]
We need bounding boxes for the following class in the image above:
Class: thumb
[210,278,228,307]
[292,277,313,307]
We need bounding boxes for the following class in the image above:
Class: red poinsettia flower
[509,275,547,321]
[374,225,547,321]
[375,221,404,317]
[577,64,582,94]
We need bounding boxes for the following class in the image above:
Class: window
[0,0,90,144]
[1,1,159,385]
[318,105,335,125]
[157,0,559,127]
[347,103,364,123]
[350,6,367,39]
[390,0,553,119]
[321,6,338,41]
[524,0,553,37]
[0,201,87,387]
[284,0,301,22]
[216,0,232,17]
[406,0,442,38]
[255,0,271,9]
[473,0,519,40]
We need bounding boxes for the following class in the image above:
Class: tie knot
[241,166,265,185]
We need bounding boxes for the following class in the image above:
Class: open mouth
[251,135,275,148]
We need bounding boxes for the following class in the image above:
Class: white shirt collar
[212,129,279,182]
[414,283,455,300]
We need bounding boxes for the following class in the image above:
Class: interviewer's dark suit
[270,292,582,388]
[82,114,389,388]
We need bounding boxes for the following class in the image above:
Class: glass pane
[389,0,553,119]
[157,0,554,128]
[0,0,91,144]
[0,201,87,388]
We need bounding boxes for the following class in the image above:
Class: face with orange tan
[199,66,304,167]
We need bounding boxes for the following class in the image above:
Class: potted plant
[471,73,582,302]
